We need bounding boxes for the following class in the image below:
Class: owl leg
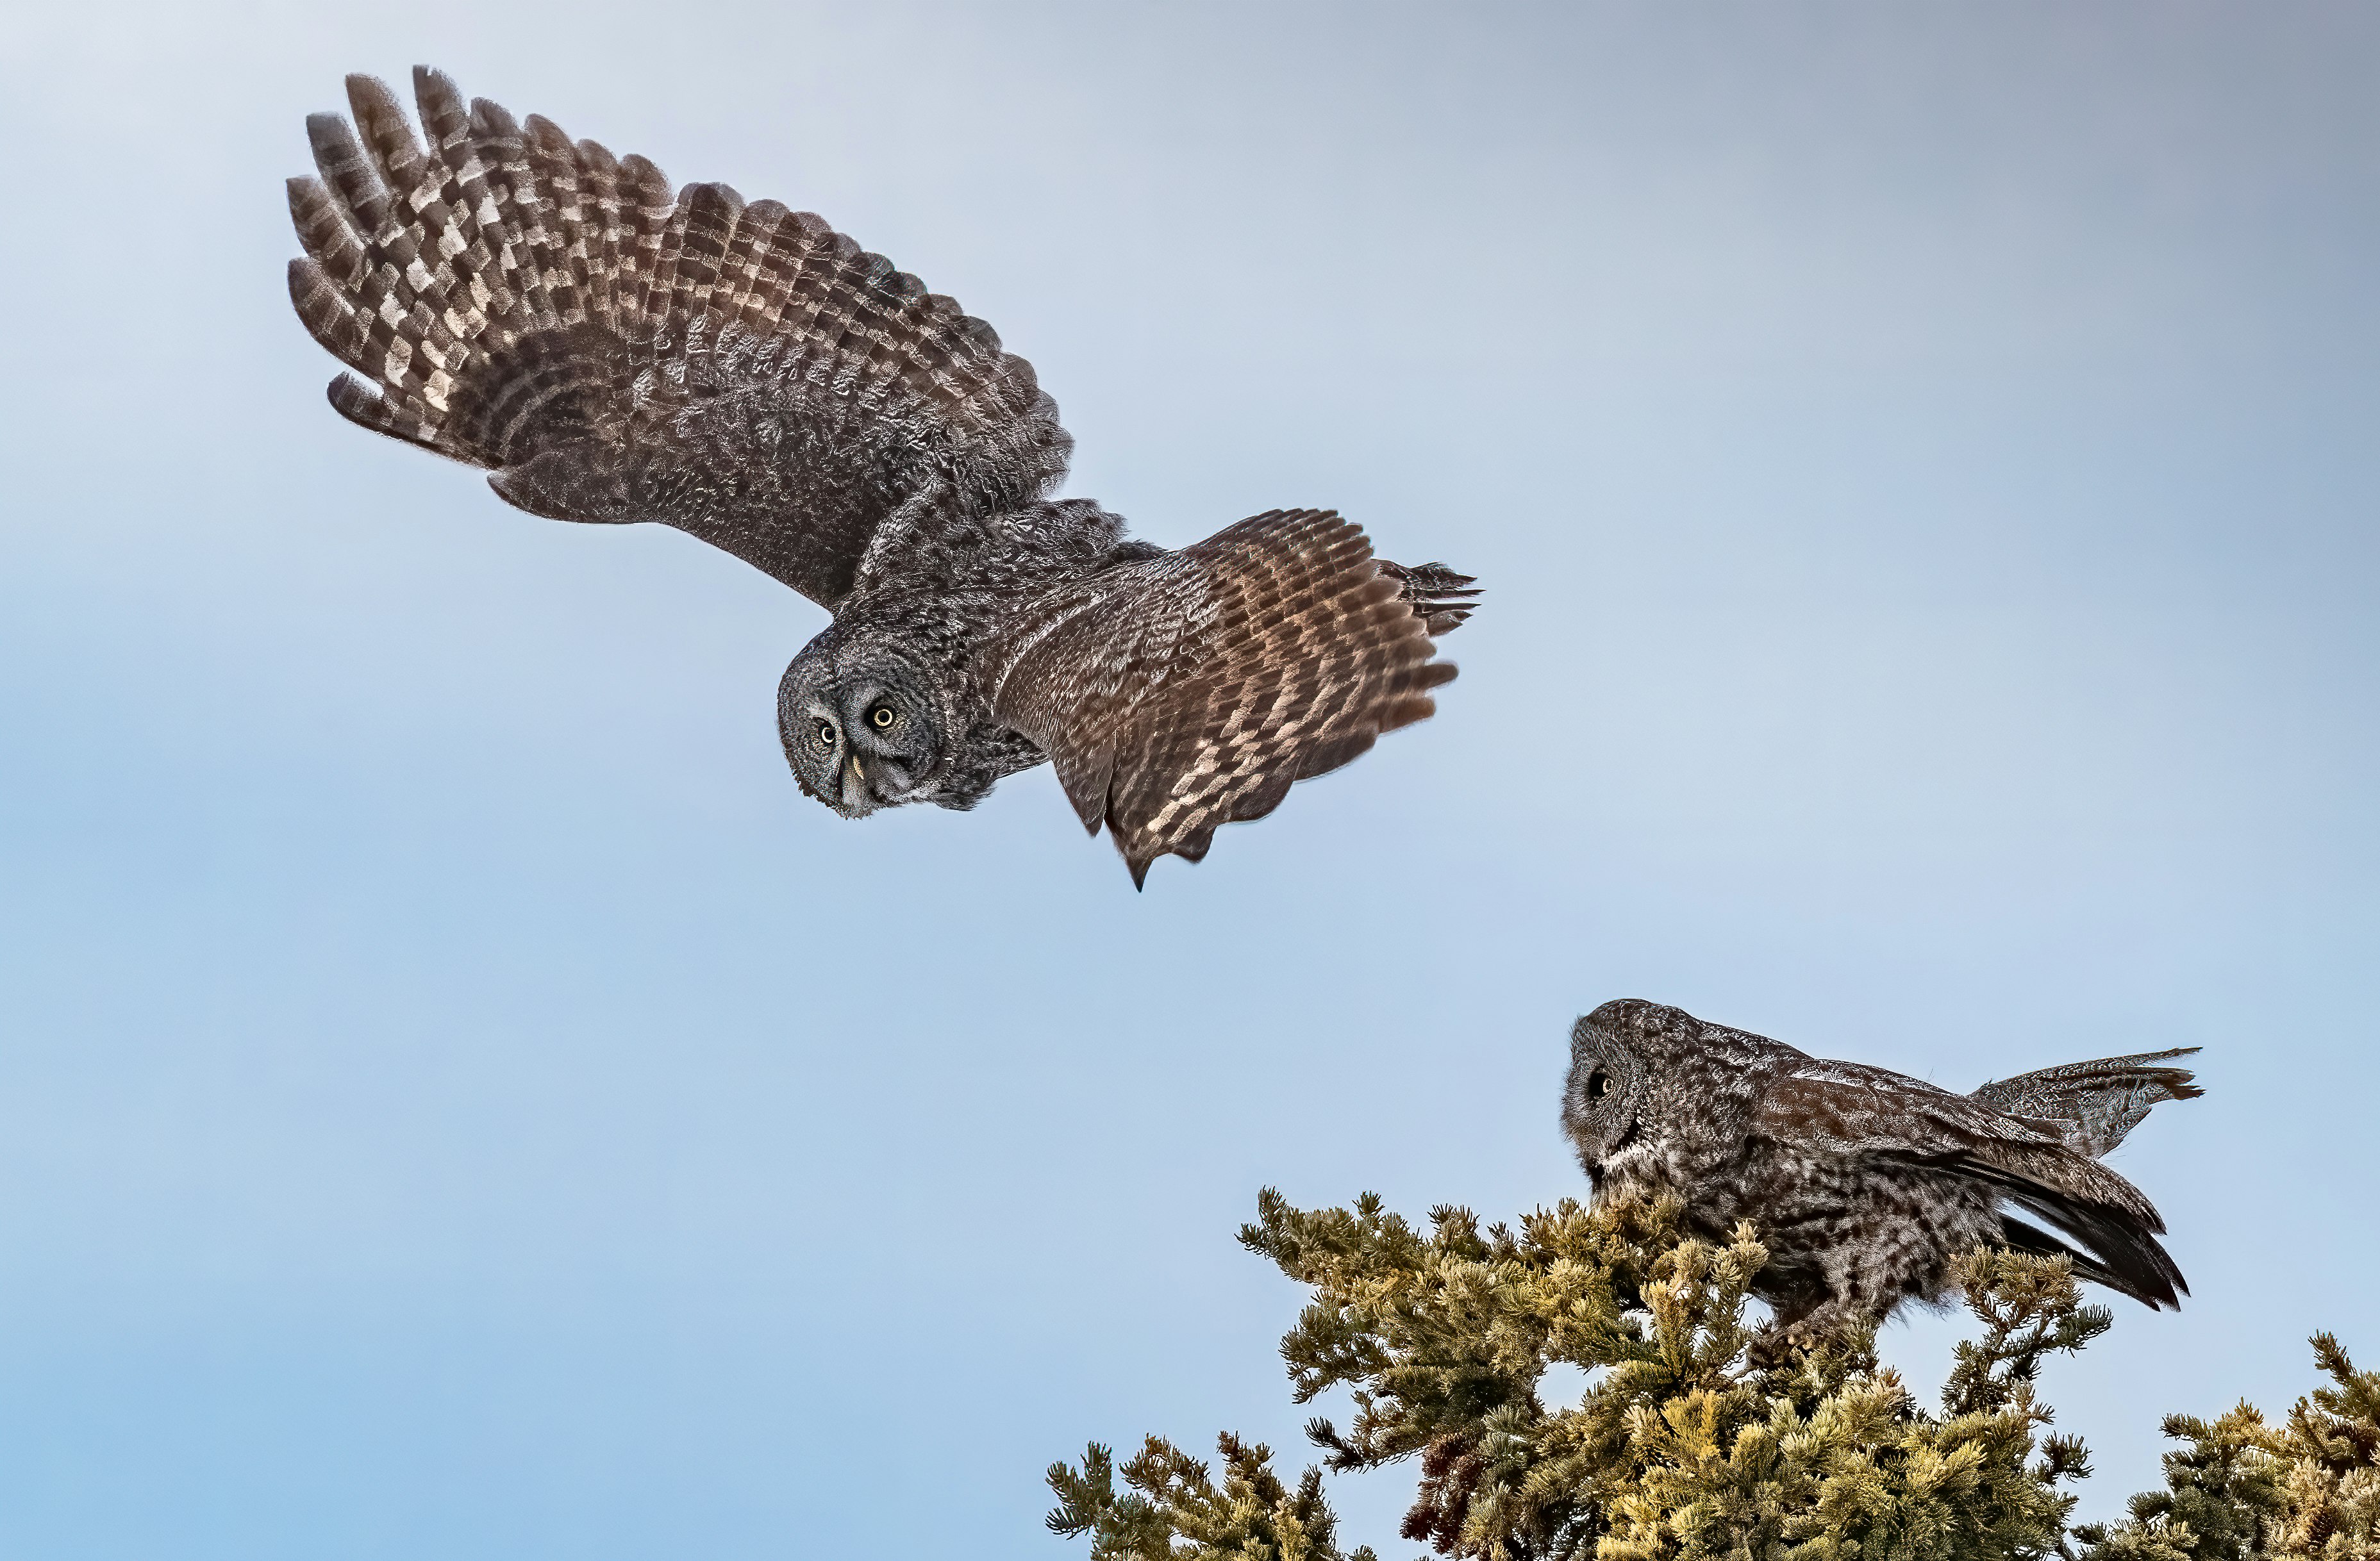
[1749,1293,1878,1366]
[1748,1261,1846,1365]
[1748,1234,1899,1364]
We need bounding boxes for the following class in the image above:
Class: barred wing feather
[986,510,1455,887]
[287,67,1071,608]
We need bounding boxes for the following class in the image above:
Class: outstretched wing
[1755,1062,2188,1309]
[287,67,1071,608]
[1970,1048,2202,1159]
[984,510,1456,887]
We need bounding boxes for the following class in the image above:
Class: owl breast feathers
[1562,999,2199,1338]
[287,67,1477,885]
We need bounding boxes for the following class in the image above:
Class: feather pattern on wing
[287,68,1071,607]
[1972,1048,2204,1158]
[984,509,1456,886]
[1753,1064,2186,1309]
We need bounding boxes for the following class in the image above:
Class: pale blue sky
[1,4,2374,1557]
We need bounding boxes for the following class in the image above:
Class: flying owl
[285,68,1477,886]
[1561,1000,2198,1339]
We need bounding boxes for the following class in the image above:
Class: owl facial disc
[1561,1010,1651,1187]
[778,641,949,818]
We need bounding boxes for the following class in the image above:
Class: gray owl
[287,69,1477,886]
[1561,1000,2198,1338]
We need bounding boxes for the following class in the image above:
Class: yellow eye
[1586,1071,1611,1100]
[815,720,835,749]
[870,704,896,729]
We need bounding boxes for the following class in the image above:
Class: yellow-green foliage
[1047,1432,1377,1561]
[1049,1192,2101,1561]
[2076,1333,2380,1561]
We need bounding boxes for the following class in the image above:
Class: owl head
[1562,998,1701,1184]
[776,632,953,818]
[1565,1000,1788,1189]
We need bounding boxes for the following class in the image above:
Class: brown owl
[286,68,1476,886]
[1561,1000,2197,1339]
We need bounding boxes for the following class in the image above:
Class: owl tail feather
[1992,1182,2189,1310]
[1997,1217,2158,1302]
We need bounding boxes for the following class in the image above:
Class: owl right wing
[1970,1048,2204,1159]
[1755,1064,2188,1309]
[287,68,1071,609]
[982,509,1457,887]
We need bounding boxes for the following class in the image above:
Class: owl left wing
[982,509,1455,887]
[287,68,1071,610]
[1754,1065,2186,1308]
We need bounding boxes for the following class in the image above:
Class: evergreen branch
[1055,1193,2368,1561]
[1058,1192,2127,1561]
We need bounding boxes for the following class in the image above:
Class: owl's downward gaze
[287,67,1477,884]
[1563,999,2199,1339]
[778,634,959,818]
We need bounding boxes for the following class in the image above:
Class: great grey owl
[286,68,1477,886]
[1561,999,2198,1339]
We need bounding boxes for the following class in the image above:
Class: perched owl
[1561,1000,2196,1338]
[286,68,1477,886]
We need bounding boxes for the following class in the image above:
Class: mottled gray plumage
[287,67,1476,885]
[1973,1048,2204,1159]
[1562,1000,2196,1339]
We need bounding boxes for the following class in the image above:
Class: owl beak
[840,752,873,814]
